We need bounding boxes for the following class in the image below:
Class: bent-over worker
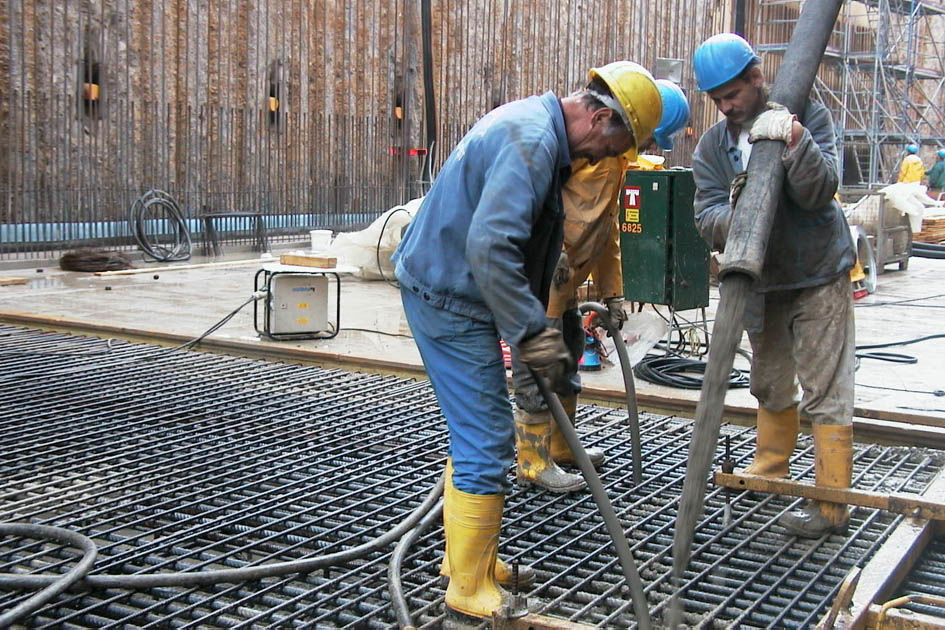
[392,61,661,623]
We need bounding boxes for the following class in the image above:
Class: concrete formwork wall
[0,0,736,255]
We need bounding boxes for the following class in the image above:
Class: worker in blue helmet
[510,74,690,493]
[690,33,856,539]
[653,80,691,151]
[899,143,925,183]
[927,149,945,196]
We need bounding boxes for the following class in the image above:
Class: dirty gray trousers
[747,273,854,427]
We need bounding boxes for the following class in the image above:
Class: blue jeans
[401,287,514,494]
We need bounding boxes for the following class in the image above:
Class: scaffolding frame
[756,0,945,189]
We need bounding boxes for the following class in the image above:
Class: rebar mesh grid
[895,535,945,618]
[1,324,943,629]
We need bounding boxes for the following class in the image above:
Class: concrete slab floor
[1,246,944,429]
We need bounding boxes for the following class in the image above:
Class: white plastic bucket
[310,229,332,252]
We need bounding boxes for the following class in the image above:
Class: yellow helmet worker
[588,61,662,161]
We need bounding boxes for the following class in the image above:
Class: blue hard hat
[693,33,762,91]
[653,80,690,150]
[937,149,945,159]
[907,144,919,154]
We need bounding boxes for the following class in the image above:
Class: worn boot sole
[779,509,850,538]
[516,471,585,493]
[443,606,489,629]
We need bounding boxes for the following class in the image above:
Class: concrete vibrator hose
[0,478,444,627]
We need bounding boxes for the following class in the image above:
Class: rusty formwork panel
[1,324,944,628]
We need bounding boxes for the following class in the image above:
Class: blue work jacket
[393,92,571,346]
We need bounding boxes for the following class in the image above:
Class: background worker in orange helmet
[393,60,661,624]
[510,73,689,494]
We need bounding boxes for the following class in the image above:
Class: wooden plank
[0,277,29,286]
[714,472,945,520]
[94,259,267,276]
[278,253,338,268]
[816,469,945,629]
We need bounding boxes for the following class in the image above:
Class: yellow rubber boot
[741,406,800,478]
[779,424,853,538]
[515,410,585,493]
[549,395,605,468]
[439,459,535,588]
[443,486,507,621]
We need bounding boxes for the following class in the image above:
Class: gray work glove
[729,170,748,208]
[604,296,627,330]
[748,102,796,144]
[518,327,573,389]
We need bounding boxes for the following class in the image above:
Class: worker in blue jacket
[392,62,662,623]
[691,33,856,539]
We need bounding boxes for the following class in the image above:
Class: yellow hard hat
[588,61,662,161]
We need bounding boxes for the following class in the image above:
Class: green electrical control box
[618,168,709,310]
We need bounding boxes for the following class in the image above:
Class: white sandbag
[878,182,944,232]
[325,197,423,280]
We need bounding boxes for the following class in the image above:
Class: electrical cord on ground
[129,190,192,262]
[855,382,945,397]
[0,476,444,595]
[855,293,945,308]
[0,294,263,384]
[0,524,97,628]
[375,207,412,287]
[388,496,444,630]
[339,327,413,339]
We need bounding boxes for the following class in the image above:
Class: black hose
[128,189,192,262]
[388,496,444,630]
[579,302,642,485]
[912,241,945,251]
[911,248,945,259]
[0,477,444,592]
[531,369,652,630]
[0,524,97,628]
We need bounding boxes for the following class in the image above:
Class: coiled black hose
[633,355,750,390]
[129,189,192,262]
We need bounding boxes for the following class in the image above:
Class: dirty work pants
[400,287,514,495]
[510,309,584,413]
[748,273,854,427]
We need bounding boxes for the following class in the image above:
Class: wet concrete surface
[1,245,943,427]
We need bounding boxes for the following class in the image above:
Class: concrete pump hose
[531,368,652,630]
[579,301,643,484]
[0,476,444,594]
[388,495,444,630]
[0,523,97,628]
